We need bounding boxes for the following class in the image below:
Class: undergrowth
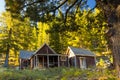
[0,67,117,80]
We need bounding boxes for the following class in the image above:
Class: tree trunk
[109,20,120,77]
[105,4,120,77]
[4,44,10,67]
[4,28,12,67]
[111,28,120,77]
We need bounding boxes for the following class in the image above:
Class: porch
[32,54,60,69]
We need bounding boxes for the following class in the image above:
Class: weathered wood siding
[36,45,55,54]
[86,56,96,68]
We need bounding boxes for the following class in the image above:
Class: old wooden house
[19,43,68,69]
[19,44,96,69]
[66,46,96,69]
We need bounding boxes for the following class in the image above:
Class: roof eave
[75,54,95,57]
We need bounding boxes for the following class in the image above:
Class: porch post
[43,56,44,68]
[34,56,35,68]
[68,56,70,67]
[30,58,33,69]
[94,56,96,66]
[19,59,21,69]
[58,55,60,67]
[36,55,37,67]
[47,55,49,68]
[37,55,39,67]
[74,56,77,68]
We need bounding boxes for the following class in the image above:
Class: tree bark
[111,35,120,78]
[4,44,10,67]
[4,28,12,67]
[110,22,120,77]
[103,3,120,77]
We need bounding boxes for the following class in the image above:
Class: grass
[0,67,117,80]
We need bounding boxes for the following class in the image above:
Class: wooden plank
[43,56,44,68]
[58,56,60,67]
[36,54,60,56]
[74,56,77,68]
[36,55,37,67]
[34,56,35,68]
[47,55,49,68]
[68,57,70,67]
[19,59,21,69]
[30,58,32,69]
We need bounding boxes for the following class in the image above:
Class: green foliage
[47,8,108,54]
[47,10,68,53]
[3,0,109,55]
[0,12,39,66]
[70,9,107,51]
[0,12,37,52]
[96,58,106,69]
[37,22,50,47]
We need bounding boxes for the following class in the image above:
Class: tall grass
[0,67,117,80]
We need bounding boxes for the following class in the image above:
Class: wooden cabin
[65,46,96,69]
[19,44,96,69]
[19,43,68,69]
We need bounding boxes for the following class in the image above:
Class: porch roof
[19,50,34,59]
[69,46,95,57]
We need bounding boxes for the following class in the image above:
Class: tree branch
[64,0,79,23]
[23,0,68,19]
[51,0,68,12]
[22,0,68,12]
[75,0,82,14]
[22,0,44,8]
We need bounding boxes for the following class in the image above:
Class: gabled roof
[19,50,34,59]
[19,43,58,59]
[68,46,95,56]
[34,43,57,54]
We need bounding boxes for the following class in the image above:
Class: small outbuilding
[65,46,96,69]
[19,50,34,69]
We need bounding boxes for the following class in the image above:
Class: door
[79,57,86,69]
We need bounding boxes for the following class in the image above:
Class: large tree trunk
[107,5,120,77]
[97,0,120,76]
[110,23,120,77]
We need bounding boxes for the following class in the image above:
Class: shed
[65,46,96,69]
[19,50,34,69]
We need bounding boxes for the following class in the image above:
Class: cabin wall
[69,56,95,68]
[30,58,34,69]
[19,59,31,69]
[76,57,80,68]
[60,56,69,67]
[86,56,96,68]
